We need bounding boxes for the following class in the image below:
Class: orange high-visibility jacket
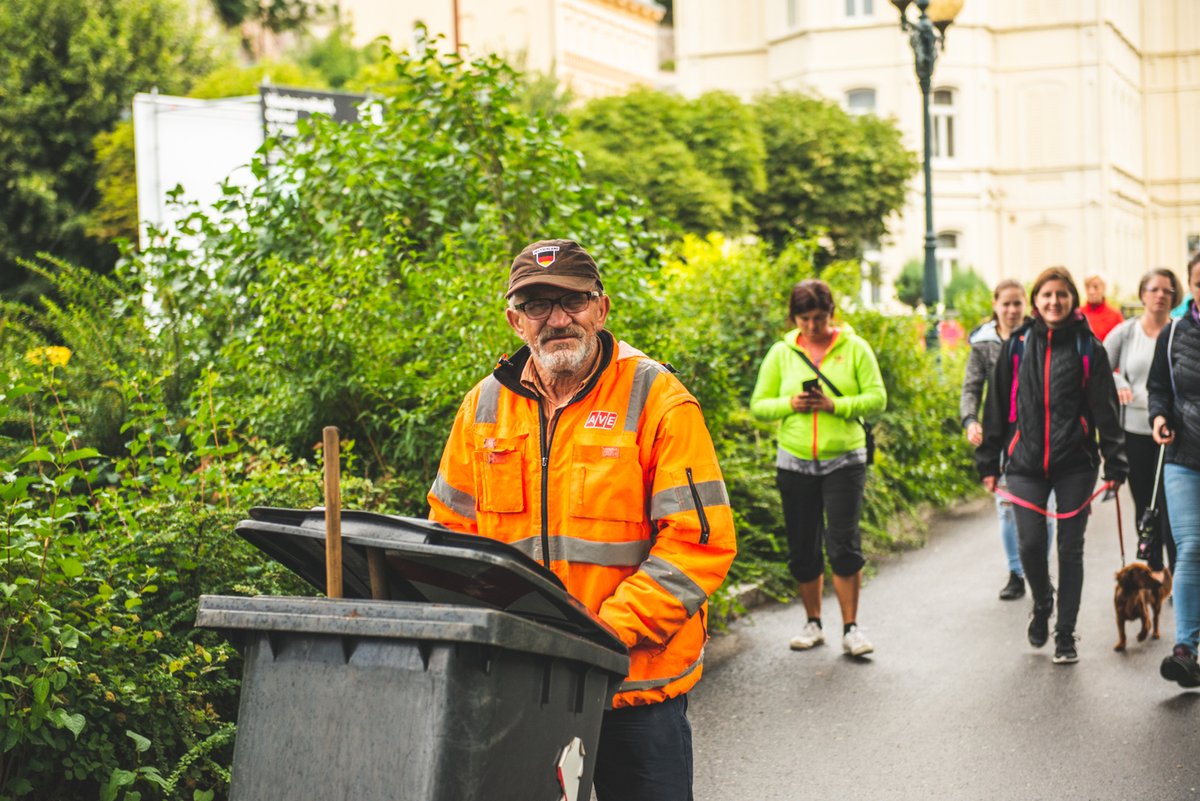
[428,331,737,708]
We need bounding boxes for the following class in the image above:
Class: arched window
[931,88,956,159]
[846,88,876,116]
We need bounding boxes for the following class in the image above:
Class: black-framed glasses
[513,291,601,320]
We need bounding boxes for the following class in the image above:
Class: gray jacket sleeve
[960,343,991,428]
[1104,318,1132,393]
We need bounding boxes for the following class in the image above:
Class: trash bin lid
[195,594,629,675]
[236,508,627,654]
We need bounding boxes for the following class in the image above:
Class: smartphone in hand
[802,378,821,394]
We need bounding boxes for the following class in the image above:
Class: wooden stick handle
[366,548,388,601]
[323,426,343,599]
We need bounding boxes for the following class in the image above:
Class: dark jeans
[776,465,868,581]
[1126,431,1175,571]
[1007,468,1099,634]
[593,694,693,801]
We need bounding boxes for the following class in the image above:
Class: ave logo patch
[533,245,560,267]
[584,410,618,430]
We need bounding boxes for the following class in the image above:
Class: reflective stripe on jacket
[428,330,737,708]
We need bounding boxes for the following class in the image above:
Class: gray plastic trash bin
[195,508,629,801]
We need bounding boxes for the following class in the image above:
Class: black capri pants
[776,464,868,582]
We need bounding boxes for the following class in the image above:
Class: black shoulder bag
[791,348,876,465]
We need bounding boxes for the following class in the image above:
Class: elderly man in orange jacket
[428,239,737,801]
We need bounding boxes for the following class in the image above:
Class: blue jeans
[1165,464,1200,654]
[593,694,693,801]
[997,486,1056,575]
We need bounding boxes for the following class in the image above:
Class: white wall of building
[675,0,1200,303]
[333,0,664,99]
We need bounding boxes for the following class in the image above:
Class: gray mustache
[539,326,583,345]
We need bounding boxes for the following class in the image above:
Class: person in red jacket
[1081,274,1125,341]
[428,239,736,801]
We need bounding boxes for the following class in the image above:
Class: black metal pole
[909,0,940,350]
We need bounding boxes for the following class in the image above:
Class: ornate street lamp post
[892,0,963,350]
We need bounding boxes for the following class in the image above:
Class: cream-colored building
[676,0,1200,302]
[332,0,666,99]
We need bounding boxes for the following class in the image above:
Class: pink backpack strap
[1008,351,1020,423]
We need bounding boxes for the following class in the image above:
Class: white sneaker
[789,621,825,651]
[842,625,874,657]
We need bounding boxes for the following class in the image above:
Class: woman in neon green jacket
[751,279,887,657]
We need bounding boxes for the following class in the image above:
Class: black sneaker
[999,572,1025,601]
[1027,600,1053,648]
[1160,645,1200,688]
[1052,630,1079,664]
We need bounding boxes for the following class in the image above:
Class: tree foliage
[896,258,925,310]
[753,91,919,257]
[86,122,139,246]
[0,0,213,301]
[570,88,765,237]
[944,265,992,328]
[208,0,320,34]
[569,87,916,255]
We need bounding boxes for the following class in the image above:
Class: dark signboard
[259,86,370,141]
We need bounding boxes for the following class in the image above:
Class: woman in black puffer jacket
[977,267,1128,665]
[1149,252,1200,688]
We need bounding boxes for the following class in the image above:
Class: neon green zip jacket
[750,325,887,461]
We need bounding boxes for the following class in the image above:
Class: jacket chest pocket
[472,435,527,513]
[570,444,644,523]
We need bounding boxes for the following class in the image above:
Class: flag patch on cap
[533,245,560,267]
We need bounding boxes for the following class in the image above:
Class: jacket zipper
[1043,330,1053,476]
[537,406,561,569]
[685,467,711,544]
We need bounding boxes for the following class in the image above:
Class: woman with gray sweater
[1105,267,1180,575]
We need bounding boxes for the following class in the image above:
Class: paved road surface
[691,494,1200,800]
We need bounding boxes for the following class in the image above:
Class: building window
[846,88,876,116]
[932,88,956,158]
[846,0,875,17]
[937,231,960,287]
[787,0,798,28]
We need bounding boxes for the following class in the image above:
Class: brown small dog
[1113,563,1172,651]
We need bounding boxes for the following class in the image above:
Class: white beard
[530,326,596,377]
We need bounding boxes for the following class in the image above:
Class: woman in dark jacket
[977,266,1128,665]
[1149,252,1200,688]
[961,279,1055,601]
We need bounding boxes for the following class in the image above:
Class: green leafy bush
[127,43,663,493]
[0,358,329,800]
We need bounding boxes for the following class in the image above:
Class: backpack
[1006,327,1094,424]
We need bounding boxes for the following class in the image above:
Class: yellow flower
[104,691,116,702]
[25,346,72,367]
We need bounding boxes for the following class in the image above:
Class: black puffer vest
[977,313,1128,482]
[1148,303,1200,472]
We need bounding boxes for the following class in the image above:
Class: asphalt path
[691,492,1200,801]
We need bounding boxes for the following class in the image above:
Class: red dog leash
[992,480,1114,520]
[993,480,1125,565]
